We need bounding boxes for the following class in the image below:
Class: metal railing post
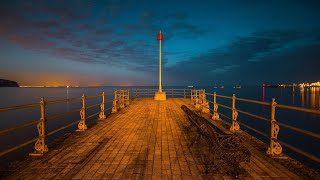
[172,88,174,98]
[30,97,48,156]
[212,92,220,120]
[230,94,240,132]
[119,90,125,109]
[112,90,118,113]
[98,92,106,120]
[135,88,137,98]
[267,98,283,157]
[184,89,186,98]
[195,90,201,109]
[190,90,193,104]
[201,90,209,113]
[125,90,130,106]
[77,94,87,131]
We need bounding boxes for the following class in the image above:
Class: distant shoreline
[264,85,320,88]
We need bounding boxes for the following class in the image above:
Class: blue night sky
[0,0,320,86]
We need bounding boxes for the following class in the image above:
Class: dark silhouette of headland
[0,79,19,87]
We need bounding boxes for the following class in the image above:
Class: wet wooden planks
[5,98,301,179]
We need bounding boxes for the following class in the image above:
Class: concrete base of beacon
[154,92,166,101]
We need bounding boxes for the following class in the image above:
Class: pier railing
[2,88,318,166]
[131,88,192,98]
[0,90,129,157]
[192,90,320,164]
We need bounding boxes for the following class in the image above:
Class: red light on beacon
[157,31,163,41]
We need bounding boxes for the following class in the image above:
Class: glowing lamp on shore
[157,31,163,41]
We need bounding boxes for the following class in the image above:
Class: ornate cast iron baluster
[230,94,240,132]
[267,98,283,156]
[195,90,201,109]
[99,92,106,120]
[212,92,220,120]
[201,90,209,113]
[77,94,87,131]
[125,90,130,106]
[190,90,194,105]
[119,90,125,109]
[30,97,48,156]
[112,90,118,113]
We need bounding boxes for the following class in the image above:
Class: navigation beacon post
[154,31,167,100]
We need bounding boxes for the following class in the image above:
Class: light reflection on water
[260,86,320,110]
[297,87,320,110]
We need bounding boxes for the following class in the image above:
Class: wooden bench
[181,105,251,178]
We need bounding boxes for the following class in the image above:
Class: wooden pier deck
[5,98,302,179]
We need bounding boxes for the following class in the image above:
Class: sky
[0,0,320,86]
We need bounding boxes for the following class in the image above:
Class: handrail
[207,100,214,104]
[163,88,190,91]
[200,91,320,165]
[47,120,80,137]
[276,103,320,114]
[216,102,232,110]
[236,97,270,106]
[276,121,320,139]
[236,109,269,122]
[86,95,99,99]
[0,103,39,112]
[237,121,269,139]
[87,111,101,119]
[104,100,114,104]
[215,94,233,99]
[218,112,232,121]
[0,120,38,135]
[46,97,82,105]
[0,137,38,156]
[104,107,112,112]
[132,88,191,99]
[86,103,101,109]
[47,108,82,121]
[275,139,320,163]
[133,88,158,91]
[98,92,112,96]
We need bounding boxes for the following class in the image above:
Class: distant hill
[0,79,19,87]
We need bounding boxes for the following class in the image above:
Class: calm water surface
[0,86,319,169]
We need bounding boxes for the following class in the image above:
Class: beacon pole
[158,31,163,92]
[154,31,166,101]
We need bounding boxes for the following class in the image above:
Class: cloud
[8,35,54,49]
[31,21,60,29]
[3,1,319,86]
[1,0,204,73]
[164,30,320,85]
